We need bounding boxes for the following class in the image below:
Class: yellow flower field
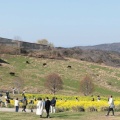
[6,94,120,112]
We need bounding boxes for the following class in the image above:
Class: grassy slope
[0,54,120,96]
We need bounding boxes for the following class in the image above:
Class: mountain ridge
[76,42,120,53]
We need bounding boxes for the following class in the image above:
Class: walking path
[0,108,36,113]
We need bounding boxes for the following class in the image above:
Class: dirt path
[0,108,35,113]
[82,112,120,120]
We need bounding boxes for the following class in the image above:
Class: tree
[13,36,22,41]
[37,39,54,47]
[44,73,63,95]
[37,39,48,45]
[80,75,94,96]
[13,77,24,94]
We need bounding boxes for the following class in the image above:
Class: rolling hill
[0,54,120,96]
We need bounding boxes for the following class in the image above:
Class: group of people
[14,96,28,112]
[91,95,115,116]
[0,90,115,118]
[36,97,56,118]
[91,95,101,101]
[14,95,56,118]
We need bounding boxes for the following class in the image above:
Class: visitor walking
[12,88,15,95]
[22,96,27,112]
[97,95,101,101]
[106,95,115,116]
[6,91,9,99]
[50,97,56,113]
[36,98,44,118]
[15,98,19,112]
[45,97,51,118]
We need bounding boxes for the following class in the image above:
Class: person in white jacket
[106,95,115,116]
[15,98,19,112]
[36,98,44,118]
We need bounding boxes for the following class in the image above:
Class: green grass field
[0,54,120,96]
[0,111,120,120]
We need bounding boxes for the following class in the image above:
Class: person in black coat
[6,91,9,99]
[45,97,51,118]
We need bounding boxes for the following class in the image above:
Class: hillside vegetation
[57,47,120,67]
[78,42,120,53]
[0,54,120,96]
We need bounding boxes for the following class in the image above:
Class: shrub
[107,81,112,85]
[55,107,65,113]
[0,102,5,107]
[27,104,36,109]
[115,105,120,111]
[86,107,97,112]
[56,107,69,113]
[7,103,14,108]
[100,106,108,111]
[72,106,85,112]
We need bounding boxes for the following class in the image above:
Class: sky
[0,0,120,47]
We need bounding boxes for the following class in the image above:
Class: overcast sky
[0,0,120,47]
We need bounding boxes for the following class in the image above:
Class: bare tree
[13,36,22,41]
[80,75,94,96]
[44,73,63,95]
[14,77,24,94]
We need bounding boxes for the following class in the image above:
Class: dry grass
[0,54,120,95]
[0,111,120,120]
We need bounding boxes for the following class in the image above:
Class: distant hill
[77,43,120,53]
[27,46,120,68]
[56,47,120,67]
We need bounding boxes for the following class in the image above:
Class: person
[5,98,10,107]
[36,98,44,118]
[6,98,10,103]
[76,97,79,101]
[15,98,19,112]
[22,96,28,112]
[45,97,51,118]
[97,95,101,101]
[29,100,34,104]
[12,88,15,95]
[50,97,56,113]
[92,98,95,101]
[106,95,115,116]
[6,91,9,99]
[34,97,37,101]
[29,100,34,112]
[22,90,25,96]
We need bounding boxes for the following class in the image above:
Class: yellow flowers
[56,100,120,111]
[9,94,120,112]
[57,100,105,110]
